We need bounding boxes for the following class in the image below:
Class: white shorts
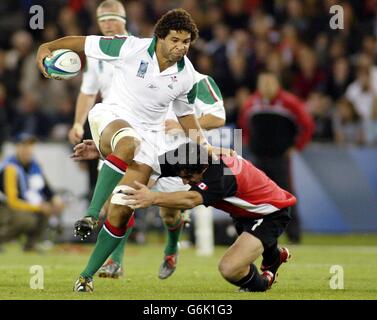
[88,103,164,175]
[154,176,191,192]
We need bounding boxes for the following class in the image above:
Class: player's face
[97,7,126,36]
[160,30,191,63]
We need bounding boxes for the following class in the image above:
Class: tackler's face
[179,170,205,186]
[160,30,191,63]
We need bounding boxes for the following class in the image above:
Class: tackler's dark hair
[163,142,212,175]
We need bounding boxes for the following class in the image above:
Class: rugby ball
[43,49,81,80]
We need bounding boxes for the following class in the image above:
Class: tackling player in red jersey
[124,142,296,292]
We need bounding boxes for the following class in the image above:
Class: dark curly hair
[154,8,199,42]
[161,142,212,176]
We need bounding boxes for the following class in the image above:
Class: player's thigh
[88,103,131,156]
[99,119,136,157]
[107,162,152,226]
[219,232,263,272]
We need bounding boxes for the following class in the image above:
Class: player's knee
[108,185,136,227]
[100,126,141,161]
[107,205,133,228]
[113,138,140,163]
[159,207,180,225]
[111,128,141,162]
[218,259,240,282]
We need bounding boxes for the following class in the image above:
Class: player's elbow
[207,116,225,130]
[182,198,196,209]
[217,117,226,128]
[182,193,202,209]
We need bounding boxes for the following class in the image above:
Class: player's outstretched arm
[70,139,100,161]
[124,181,203,209]
[36,36,86,78]
[177,114,208,144]
[177,114,235,158]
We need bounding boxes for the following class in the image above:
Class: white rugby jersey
[80,57,114,102]
[84,35,198,130]
[164,72,226,150]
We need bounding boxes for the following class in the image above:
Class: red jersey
[238,90,314,150]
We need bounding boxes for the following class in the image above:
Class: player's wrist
[73,122,84,130]
[151,192,160,206]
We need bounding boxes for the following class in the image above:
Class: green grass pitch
[1,234,377,300]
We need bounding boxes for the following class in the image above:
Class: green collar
[177,58,185,72]
[148,36,185,72]
[147,36,157,57]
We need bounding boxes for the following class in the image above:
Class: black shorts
[232,208,292,249]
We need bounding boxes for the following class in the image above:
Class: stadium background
[0,0,377,300]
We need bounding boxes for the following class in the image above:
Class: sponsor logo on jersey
[147,83,158,90]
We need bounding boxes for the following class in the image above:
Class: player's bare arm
[177,113,208,145]
[124,181,203,209]
[36,36,86,77]
[71,140,100,161]
[165,114,225,133]
[177,115,235,157]
[198,114,225,130]
[69,93,97,144]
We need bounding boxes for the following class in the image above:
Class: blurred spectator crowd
[0,0,377,148]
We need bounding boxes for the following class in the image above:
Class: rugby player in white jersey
[37,8,231,292]
[97,72,226,279]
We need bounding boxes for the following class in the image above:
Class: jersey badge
[136,60,149,78]
[197,182,208,190]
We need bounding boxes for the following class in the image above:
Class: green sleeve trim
[196,77,223,104]
[207,76,223,101]
[99,37,127,57]
[187,83,198,104]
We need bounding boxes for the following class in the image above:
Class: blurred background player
[67,0,134,280]
[0,133,64,251]
[238,72,314,244]
[68,0,129,145]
